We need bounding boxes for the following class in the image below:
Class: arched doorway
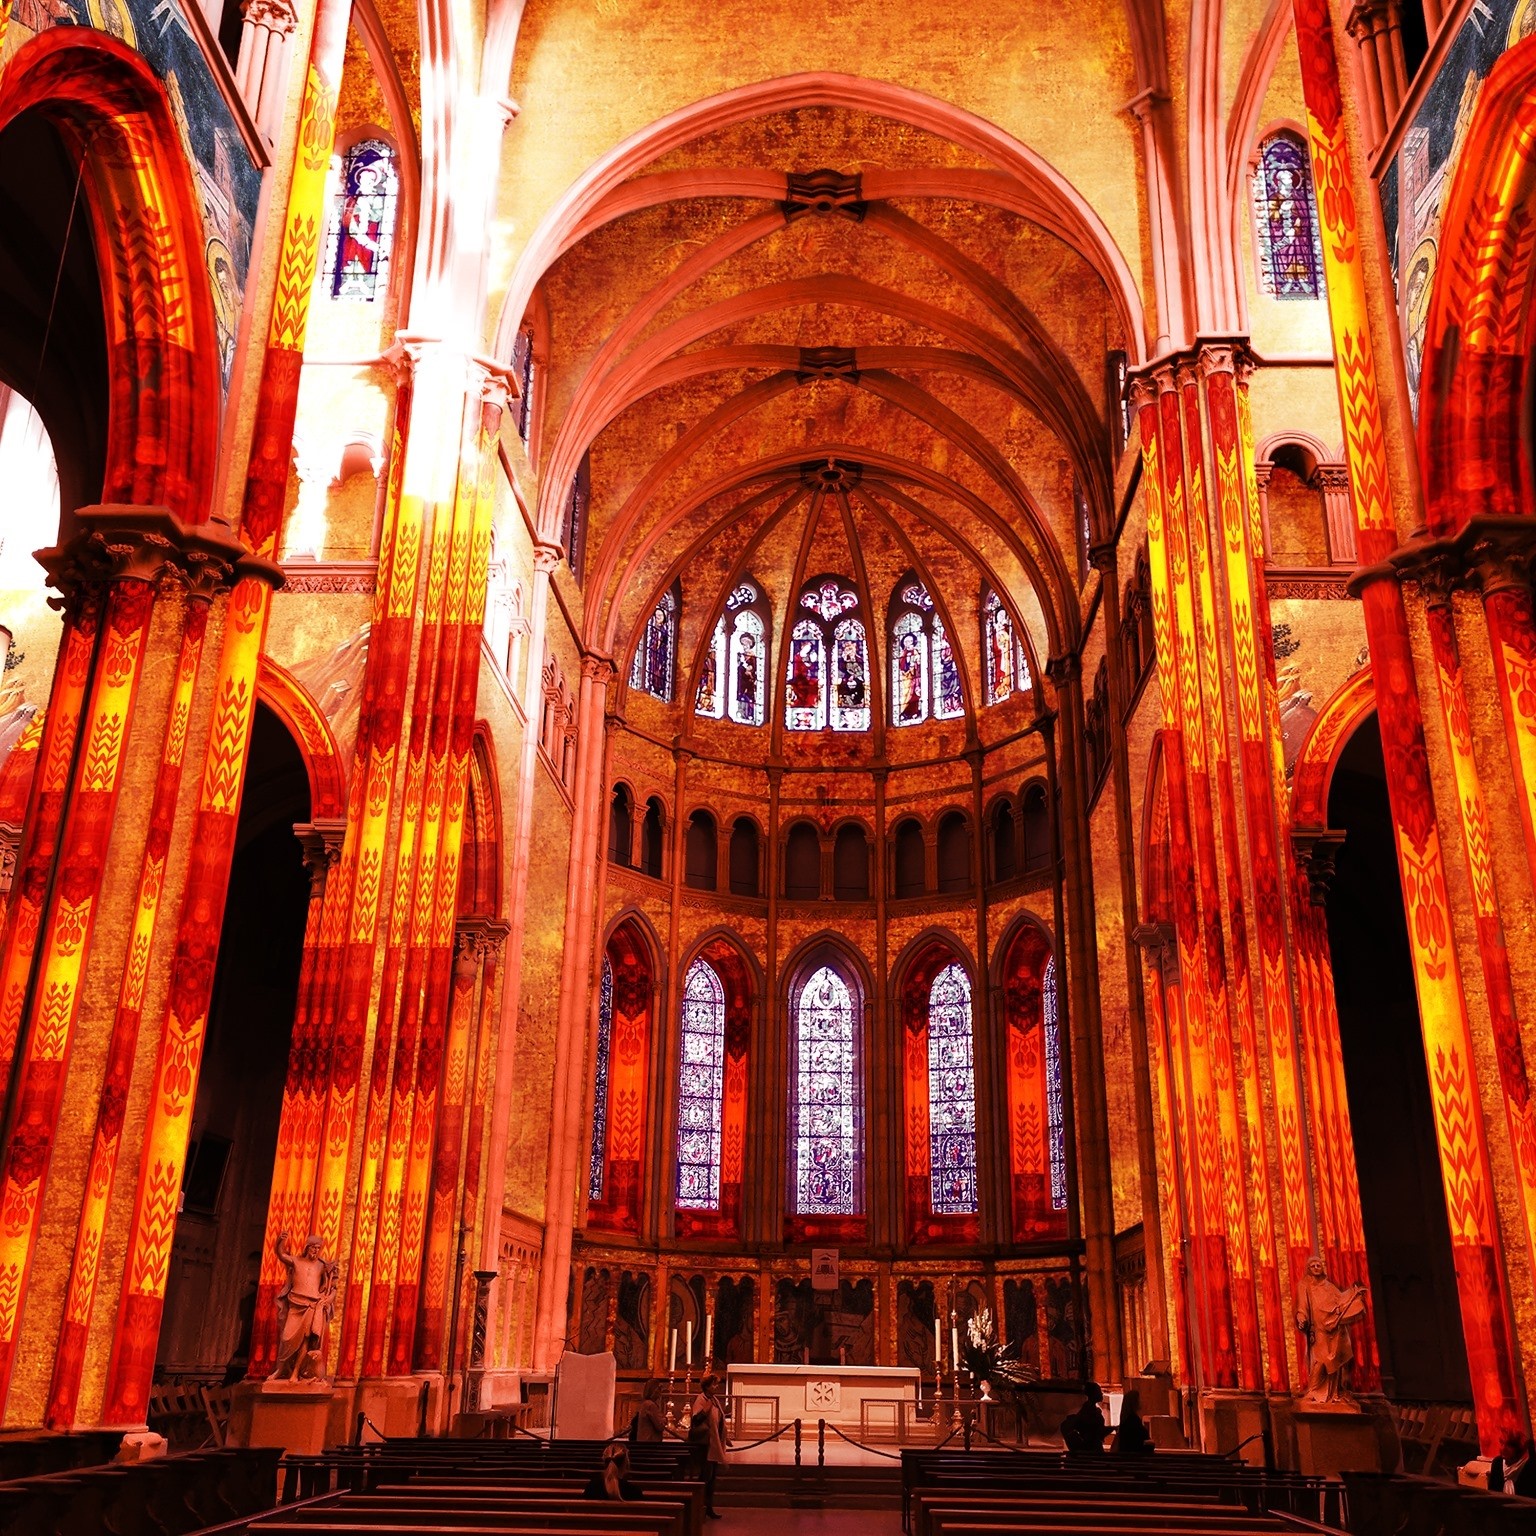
[1325,713,1471,1402]
[155,704,312,1384]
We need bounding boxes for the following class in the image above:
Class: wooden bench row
[2,1444,282,1536]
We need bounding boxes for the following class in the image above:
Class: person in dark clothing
[1490,1433,1536,1497]
[584,1444,645,1501]
[632,1378,668,1442]
[689,1372,730,1518]
[1112,1389,1154,1455]
[1059,1382,1109,1453]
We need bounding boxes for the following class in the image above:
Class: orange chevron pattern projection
[589,922,653,1239]
[1134,395,1238,1387]
[1204,360,1319,1385]
[1421,597,1536,1324]
[1000,923,1067,1242]
[1293,0,1525,1451]
[45,595,208,1428]
[1483,589,1536,907]
[0,576,156,1411]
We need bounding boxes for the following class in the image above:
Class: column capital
[39,506,250,604]
[242,0,296,31]
[580,653,616,686]
[1192,336,1256,381]
[1291,827,1347,904]
[532,544,564,575]
[1088,542,1117,575]
[1044,651,1080,687]
[1125,372,1158,415]
[1461,517,1536,597]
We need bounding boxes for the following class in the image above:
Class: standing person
[633,1378,668,1443]
[1112,1390,1154,1456]
[690,1372,730,1519]
[585,1444,644,1501]
[1059,1382,1109,1454]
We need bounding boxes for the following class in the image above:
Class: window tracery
[323,139,398,302]
[983,590,1032,704]
[790,962,863,1215]
[891,578,962,725]
[927,962,977,1216]
[787,578,868,732]
[676,958,726,1211]
[1044,955,1067,1212]
[631,584,678,702]
[697,580,768,725]
[1252,133,1326,299]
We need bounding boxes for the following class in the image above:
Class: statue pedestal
[1284,1400,1398,1476]
[229,1380,336,1455]
[1199,1390,1268,1465]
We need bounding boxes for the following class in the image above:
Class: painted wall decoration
[1380,0,1536,413]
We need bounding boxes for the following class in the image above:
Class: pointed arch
[257,656,347,820]
[0,30,223,524]
[1292,668,1377,830]
[588,913,659,1234]
[674,930,756,1239]
[994,913,1069,1242]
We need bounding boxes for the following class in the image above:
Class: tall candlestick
[935,1316,942,1360]
[951,1320,960,1374]
[686,1318,693,1365]
[669,1327,678,1373]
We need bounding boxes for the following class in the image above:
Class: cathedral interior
[6,0,1536,1493]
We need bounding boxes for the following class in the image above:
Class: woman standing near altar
[690,1372,731,1519]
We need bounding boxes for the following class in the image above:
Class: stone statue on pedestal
[271,1232,338,1383]
[1295,1255,1367,1406]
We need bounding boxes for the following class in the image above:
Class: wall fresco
[3,0,263,395]
[1381,0,1536,414]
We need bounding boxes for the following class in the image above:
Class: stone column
[235,0,299,141]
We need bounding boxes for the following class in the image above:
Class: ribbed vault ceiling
[526,104,1129,745]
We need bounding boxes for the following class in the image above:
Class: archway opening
[1326,713,1470,1403]
[155,703,312,1385]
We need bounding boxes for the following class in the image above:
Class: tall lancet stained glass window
[323,139,400,301]
[928,962,977,1214]
[631,586,677,701]
[589,957,614,1202]
[1251,133,1325,300]
[676,958,727,1209]
[788,578,867,731]
[1044,956,1067,1210]
[791,964,863,1215]
[983,590,1031,704]
[932,613,963,719]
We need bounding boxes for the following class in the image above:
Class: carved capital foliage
[532,544,564,575]
[1131,920,1178,976]
[41,506,249,605]
[1462,517,1536,597]
[1291,827,1347,905]
[1044,651,1080,687]
[581,653,616,686]
[243,0,297,31]
[1125,372,1157,415]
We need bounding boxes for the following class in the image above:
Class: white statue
[1295,1255,1367,1405]
[271,1232,338,1383]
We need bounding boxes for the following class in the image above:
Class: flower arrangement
[960,1306,1039,1389]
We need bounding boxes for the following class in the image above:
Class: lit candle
[705,1312,713,1361]
[934,1316,942,1361]
[952,1320,961,1373]
[686,1318,693,1365]
[669,1327,678,1373]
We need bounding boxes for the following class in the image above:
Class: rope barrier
[820,1420,903,1460]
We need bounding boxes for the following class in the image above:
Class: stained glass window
[1252,134,1325,300]
[803,581,859,621]
[1044,955,1067,1211]
[323,139,399,302]
[631,587,677,701]
[984,590,1031,704]
[589,957,614,1202]
[933,615,963,719]
[892,610,928,725]
[831,619,870,731]
[728,610,766,725]
[786,618,826,730]
[928,963,977,1215]
[696,618,726,718]
[791,964,862,1215]
[676,958,726,1210]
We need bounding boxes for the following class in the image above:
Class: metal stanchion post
[794,1417,802,1468]
[818,1417,825,1467]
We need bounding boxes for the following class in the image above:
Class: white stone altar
[727,1363,920,1434]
